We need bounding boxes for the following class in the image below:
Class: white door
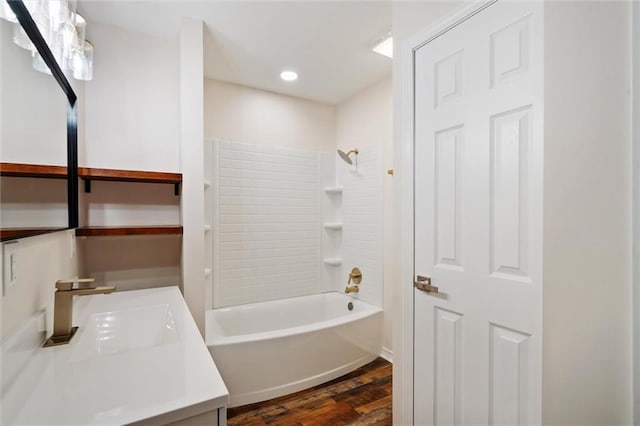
[413,2,543,425]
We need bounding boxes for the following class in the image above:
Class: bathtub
[206,291,382,407]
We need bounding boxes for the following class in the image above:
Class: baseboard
[380,347,393,363]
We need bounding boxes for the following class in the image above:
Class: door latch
[414,275,438,293]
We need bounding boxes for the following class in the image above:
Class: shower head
[337,149,359,165]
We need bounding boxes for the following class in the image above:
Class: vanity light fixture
[371,31,393,59]
[280,70,298,81]
[2,0,94,80]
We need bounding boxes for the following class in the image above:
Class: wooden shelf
[78,167,181,184]
[78,167,182,195]
[76,169,183,236]
[0,162,67,179]
[1,227,66,240]
[75,225,183,237]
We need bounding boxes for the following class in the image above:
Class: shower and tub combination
[203,140,384,406]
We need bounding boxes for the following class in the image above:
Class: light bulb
[280,71,298,81]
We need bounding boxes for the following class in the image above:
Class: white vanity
[1,286,229,425]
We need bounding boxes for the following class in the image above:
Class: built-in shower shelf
[323,258,343,266]
[323,186,343,194]
[323,222,343,230]
[75,225,183,237]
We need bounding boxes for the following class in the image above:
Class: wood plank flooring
[227,357,392,426]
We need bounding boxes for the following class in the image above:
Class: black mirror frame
[5,0,79,235]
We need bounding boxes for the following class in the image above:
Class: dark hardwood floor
[227,357,392,426]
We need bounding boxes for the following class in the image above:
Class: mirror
[0,0,78,241]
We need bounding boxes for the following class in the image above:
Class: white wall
[80,235,180,292]
[542,2,632,423]
[1,230,79,339]
[336,77,392,352]
[83,181,180,228]
[83,22,179,172]
[1,178,67,229]
[205,79,335,152]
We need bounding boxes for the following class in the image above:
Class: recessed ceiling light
[372,33,393,59]
[280,71,298,81]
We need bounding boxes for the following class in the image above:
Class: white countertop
[1,286,229,425]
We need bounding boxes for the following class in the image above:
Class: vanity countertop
[1,286,229,425]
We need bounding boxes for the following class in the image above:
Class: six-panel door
[413,2,543,424]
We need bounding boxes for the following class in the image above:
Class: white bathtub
[206,292,382,407]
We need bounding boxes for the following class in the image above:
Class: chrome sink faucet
[344,267,362,294]
[43,278,116,347]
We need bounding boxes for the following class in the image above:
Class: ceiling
[78,1,393,105]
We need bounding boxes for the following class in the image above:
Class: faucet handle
[56,278,95,291]
[348,267,362,285]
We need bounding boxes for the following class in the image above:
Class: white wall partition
[542,3,632,422]
[179,17,206,334]
[211,141,323,308]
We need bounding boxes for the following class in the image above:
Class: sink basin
[71,304,178,361]
[2,287,228,426]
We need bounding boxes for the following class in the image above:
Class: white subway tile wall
[212,141,322,307]
[340,147,384,308]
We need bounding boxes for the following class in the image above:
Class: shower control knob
[348,267,362,285]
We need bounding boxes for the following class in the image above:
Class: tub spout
[345,285,359,294]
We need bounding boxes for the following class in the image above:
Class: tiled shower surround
[208,140,382,309]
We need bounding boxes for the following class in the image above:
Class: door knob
[414,275,438,293]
